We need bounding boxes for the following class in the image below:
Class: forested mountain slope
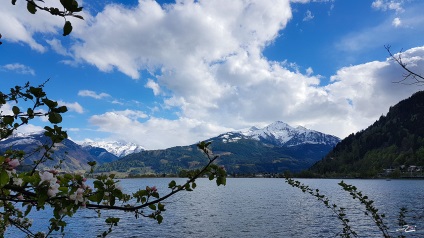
[309,91,424,177]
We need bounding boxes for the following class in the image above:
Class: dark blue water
[6,178,424,237]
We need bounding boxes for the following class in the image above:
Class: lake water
[6,178,424,237]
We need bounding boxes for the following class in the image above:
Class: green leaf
[48,112,62,124]
[3,116,14,125]
[12,106,20,115]
[216,177,226,186]
[94,179,104,187]
[156,214,163,224]
[0,169,10,187]
[24,205,33,216]
[110,196,116,206]
[63,21,73,36]
[27,1,37,14]
[60,0,72,10]
[148,204,156,210]
[168,180,176,189]
[73,15,84,20]
[158,203,166,211]
[57,106,68,113]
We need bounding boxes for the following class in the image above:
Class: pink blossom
[47,183,60,197]
[69,188,85,204]
[39,171,57,185]
[8,159,20,169]
[17,194,24,200]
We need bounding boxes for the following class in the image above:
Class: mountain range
[96,121,340,175]
[3,91,423,178]
[0,133,143,172]
[0,122,339,174]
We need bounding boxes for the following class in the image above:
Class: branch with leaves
[12,0,84,36]
[285,177,358,238]
[0,82,227,237]
[286,177,413,238]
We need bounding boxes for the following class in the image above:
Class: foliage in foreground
[0,82,226,237]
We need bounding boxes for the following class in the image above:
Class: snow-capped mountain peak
[80,141,145,157]
[237,121,340,147]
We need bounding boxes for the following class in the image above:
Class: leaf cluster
[12,0,84,36]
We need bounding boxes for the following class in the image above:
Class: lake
[6,178,424,237]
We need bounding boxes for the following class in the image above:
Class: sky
[1,0,424,150]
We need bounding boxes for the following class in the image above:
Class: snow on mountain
[220,121,340,147]
[80,141,145,157]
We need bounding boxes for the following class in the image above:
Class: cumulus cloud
[88,46,424,149]
[89,115,233,149]
[145,79,161,96]
[46,39,71,56]
[0,1,67,52]
[58,101,84,114]
[78,90,111,99]
[67,0,421,149]
[70,0,292,79]
[372,0,404,13]
[392,17,402,27]
[1,63,35,75]
[4,0,424,149]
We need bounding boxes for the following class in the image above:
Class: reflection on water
[6,178,424,237]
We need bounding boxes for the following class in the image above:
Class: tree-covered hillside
[309,91,424,178]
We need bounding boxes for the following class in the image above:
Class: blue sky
[1,0,424,149]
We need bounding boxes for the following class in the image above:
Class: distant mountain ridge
[1,121,340,174]
[225,121,340,147]
[97,121,340,175]
[80,141,145,157]
[0,133,120,171]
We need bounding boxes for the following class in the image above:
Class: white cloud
[46,39,71,56]
[78,90,110,99]
[1,63,35,75]
[372,0,404,13]
[145,79,161,96]
[5,0,424,150]
[392,17,401,27]
[87,46,424,149]
[65,1,422,149]
[71,0,292,79]
[58,101,84,114]
[0,1,68,52]
[16,124,45,135]
[303,10,314,21]
[89,115,233,149]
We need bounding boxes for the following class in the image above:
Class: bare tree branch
[385,45,424,85]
